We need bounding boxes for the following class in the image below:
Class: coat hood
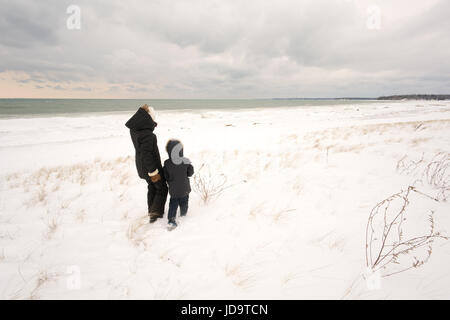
[125,108,157,131]
[166,139,184,159]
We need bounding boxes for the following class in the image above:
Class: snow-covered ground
[1,100,450,299]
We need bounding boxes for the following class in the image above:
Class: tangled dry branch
[396,152,450,201]
[396,153,425,176]
[193,164,228,204]
[421,153,450,201]
[365,186,448,277]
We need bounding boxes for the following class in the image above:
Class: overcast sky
[0,0,449,98]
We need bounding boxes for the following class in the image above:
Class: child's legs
[168,197,179,222]
[179,195,189,216]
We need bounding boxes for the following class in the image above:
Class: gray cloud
[0,0,448,97]
[73,86,92,91]
[0,0,63,48]
[46,84,64,90]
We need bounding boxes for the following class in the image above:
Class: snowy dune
[1,100,450,299]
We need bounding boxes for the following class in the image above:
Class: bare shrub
[365,186,448,277]
[397,153,450,201]
[193,164,228,204]
[345,154,450,298]
[396,153,425,176]
[421,153,450,201]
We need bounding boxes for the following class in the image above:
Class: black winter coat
[125,108,163,179]
[163,141,194,198]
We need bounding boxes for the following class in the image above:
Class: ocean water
[0,98,380,118]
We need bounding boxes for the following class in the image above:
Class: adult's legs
[147,181,156,215]
[147,178,168,219]
[179,195,189,216]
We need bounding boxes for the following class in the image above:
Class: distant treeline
[377,94,450,100]
[271,97,373,100]
[271,95,450,101]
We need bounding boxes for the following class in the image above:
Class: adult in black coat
[125,105,168,222]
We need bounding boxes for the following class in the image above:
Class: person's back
[125,106,162,179]
[163,139,194,229]
[125,105,168,223]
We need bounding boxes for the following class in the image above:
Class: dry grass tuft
[282,271,301,285]
[279,151,302,169]
[7,156,136,222]
[44,215,60,239]
[249,203,265,219]
[14,156,135,190]
[11,269,60,300]
[127,216,149,247]
[37,187,47,203]
[225,263,258,289]
[304,119,450,155]
[29,270,60,300]
[272,208,296,223]
[411,138,430,146]
[76,209,86,222]
[118,172,132,186]
[293,179,302,195]
[329,237,347,252]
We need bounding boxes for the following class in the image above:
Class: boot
[149,212,160,223]
[168,219,177,230]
